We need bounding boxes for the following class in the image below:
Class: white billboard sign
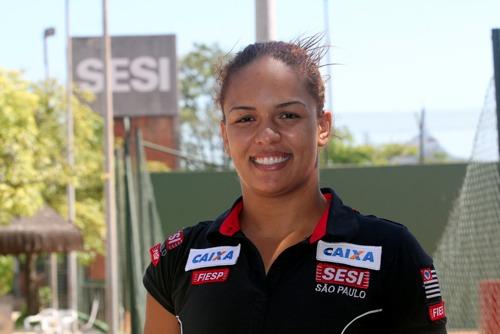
[72,35,178,117]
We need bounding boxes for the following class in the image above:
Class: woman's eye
[236,116,254,123]
[279,112,300,119]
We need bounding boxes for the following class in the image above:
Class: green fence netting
[116,125,164,334]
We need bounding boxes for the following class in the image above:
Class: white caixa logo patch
[185,245,241,271]
[316,241,382,270]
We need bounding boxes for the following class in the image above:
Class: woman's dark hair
[216,35,327,119]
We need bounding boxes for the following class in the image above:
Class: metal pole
[43,27,55,82]
[255,0,276,42]
[65,0,78,317]
[323,0,332,165]
[43,36,49,82]
[491,29,500,158]
[323,0,333,113]
[43,26,59,309]
[102,0,119,331]
[419,108,426,164]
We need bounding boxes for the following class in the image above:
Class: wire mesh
[434,79,500,333]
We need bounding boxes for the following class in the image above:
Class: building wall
[114,115,179,170]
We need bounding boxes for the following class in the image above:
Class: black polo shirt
[143,188,447,334]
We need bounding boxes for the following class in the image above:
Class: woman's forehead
[223,57,310,102]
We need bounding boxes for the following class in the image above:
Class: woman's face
[221,56,331,197]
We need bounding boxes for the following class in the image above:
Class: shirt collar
[206,188,359,243]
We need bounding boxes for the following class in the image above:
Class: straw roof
[0,207,83,255]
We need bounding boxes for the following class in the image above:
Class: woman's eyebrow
[229,105,255,113]
[276,101,306,108]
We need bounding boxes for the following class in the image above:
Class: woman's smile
[250,152,292,170]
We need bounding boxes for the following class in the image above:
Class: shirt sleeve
[143,229,186,315]
[385,227,448,334]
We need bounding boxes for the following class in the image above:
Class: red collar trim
[219,200,243,236]
[308,193,333,244]
[219,193,333,241]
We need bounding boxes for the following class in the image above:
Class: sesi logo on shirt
[166,230,184,250]
[315,263,370,289]
[316,241,382,270]
[185,245,241,271]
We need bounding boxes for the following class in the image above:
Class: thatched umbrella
[0,207,83,314]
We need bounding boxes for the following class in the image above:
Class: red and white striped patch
[420,268,442,300]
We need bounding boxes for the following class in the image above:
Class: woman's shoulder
[352,211,432,265]
[159,220,214,251]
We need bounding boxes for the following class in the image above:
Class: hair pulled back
[216,35,327,118]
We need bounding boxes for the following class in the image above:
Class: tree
[321,126,421,166]
[0,69,105,295]
[179,43,229,170]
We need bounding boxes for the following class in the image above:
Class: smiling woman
[143,37,448,334]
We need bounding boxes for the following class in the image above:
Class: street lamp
[43,27,56,81]
[43,26,59,309]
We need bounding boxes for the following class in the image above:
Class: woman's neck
[239,185,329,273]
[240,185,328,240]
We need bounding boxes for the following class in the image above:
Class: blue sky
[2,0,500,157]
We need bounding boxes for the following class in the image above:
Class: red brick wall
[88,254,106,281]
[114,115,179,170]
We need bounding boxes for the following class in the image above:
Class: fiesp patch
[166,230,184,250]
[191,268,230,285]
[149,243,161,267]
[428,301,446,321]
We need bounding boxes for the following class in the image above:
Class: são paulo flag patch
[420,267,442,300]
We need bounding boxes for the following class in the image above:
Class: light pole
[323,0,333,114]
[323,0,333,165]
[64,0,78,319]
[43,26,59,309]
[255,0,276,42]
[43,27,55,81]
[102,0,119,331]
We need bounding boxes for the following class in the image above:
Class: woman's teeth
[253,156,290,165]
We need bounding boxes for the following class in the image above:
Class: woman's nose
[254,125,281,145]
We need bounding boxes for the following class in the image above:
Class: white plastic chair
[24,308,78,334]
[24,308,60,333]
[58,309,78,332]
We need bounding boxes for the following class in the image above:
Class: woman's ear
[317,111,332,147]
[220,120,231,156]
